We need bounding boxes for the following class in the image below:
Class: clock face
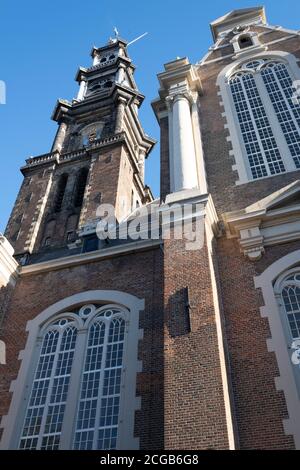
[81,123,104,146]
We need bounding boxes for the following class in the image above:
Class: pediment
[223,180,300,260]
[210,7,266,40]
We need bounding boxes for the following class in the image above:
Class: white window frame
[217,51,300,185]
[254,251,300,449]
[0,290,144,450]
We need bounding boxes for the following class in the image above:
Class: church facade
[0,6,300,450]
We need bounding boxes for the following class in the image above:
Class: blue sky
[1,0,300,231]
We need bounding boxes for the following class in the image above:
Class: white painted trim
[0,290,144,450]
[206,228,237,449]
[0,234,19,287]
[199,34,299,66]
[191,100,208,194]
[254,251,300,448]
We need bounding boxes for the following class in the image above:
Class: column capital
[166,84,198,107]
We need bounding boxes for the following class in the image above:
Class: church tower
[4,37,154,262]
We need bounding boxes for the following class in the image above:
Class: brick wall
[216,238,300,449]
[163,232,230,449]
[0,246,164,450]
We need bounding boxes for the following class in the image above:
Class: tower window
[54,174,68,212]
[44,237,51,247]
[74,168,89,208]
[238,35,253,49]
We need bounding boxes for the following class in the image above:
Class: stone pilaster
[52,122,68,152]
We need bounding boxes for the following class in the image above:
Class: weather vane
[110,27,148,46]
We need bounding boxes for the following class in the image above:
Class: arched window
[261,62,300,169]
[74,168,89,208]
[225,58,300,181]
[238,34,253,49]
[17,304,130,450]
[19,320,78,450]
[54,174,68,213]
[0,291,143,451]
[229,70,285,179]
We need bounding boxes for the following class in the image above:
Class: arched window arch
[18,305,127,450]
[218,54,300,184]
[74,168,89,208]
[19,318,78,450]
[0,291,143,450]
[54,174,68,213]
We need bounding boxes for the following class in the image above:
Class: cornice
[21,133,127,172]
[223,201,300,261]
[20,239,161,277]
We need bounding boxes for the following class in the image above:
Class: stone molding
[223,180,300,260]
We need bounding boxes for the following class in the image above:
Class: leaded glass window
[228,58,300,180]
[281,272,300,339]
[19,320,77,450]
[261,62,300,169]
[73,310,125,450]
[18,305,128,450]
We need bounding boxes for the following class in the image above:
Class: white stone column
[170,92,199,192]
[77,79,87,101]
[52,122,67,152]
[116,64,126,84]
[138,149,146,183]
[115,97,127,133]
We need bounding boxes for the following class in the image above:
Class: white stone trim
[24,169,55,253]
[254,252,300,448]
[206,226,237,449]
[223,180,300,260]
[217,51,300,185]
[199,34,299,66]
[230,30,266,58]
[0,290,144,450]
